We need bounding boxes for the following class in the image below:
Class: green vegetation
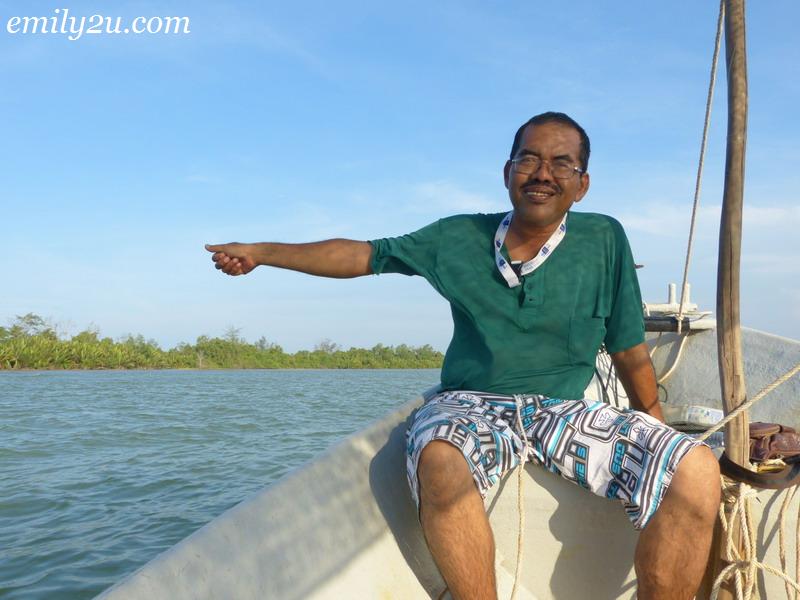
[0,314,443,370]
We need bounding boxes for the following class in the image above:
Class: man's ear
[503,160,512,189]
[574,172,590,203]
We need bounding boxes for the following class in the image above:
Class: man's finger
[205,243,224,252]
[222,258,238,274]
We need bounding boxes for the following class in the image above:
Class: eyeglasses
[511,155,584,179]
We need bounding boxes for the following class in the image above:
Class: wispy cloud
[409,180,505,214]
[742,252,800,274]
[743,205,800,228]
[618,203,800,237]
[618,204,719,237]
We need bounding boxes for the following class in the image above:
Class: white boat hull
[98,328,800,599]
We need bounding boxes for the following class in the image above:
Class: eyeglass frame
[510,154,585,179]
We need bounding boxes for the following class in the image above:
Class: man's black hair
[509,112,590,171]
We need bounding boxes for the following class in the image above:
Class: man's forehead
[518,122,581,150]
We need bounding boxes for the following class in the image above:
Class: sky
[1,0,798,352]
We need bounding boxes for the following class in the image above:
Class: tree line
[0,314,444,370]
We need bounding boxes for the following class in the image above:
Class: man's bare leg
[635,445,721,600]
[418,440,497,600]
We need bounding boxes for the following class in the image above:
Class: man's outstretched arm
[205,240,373,278]
[610,342,665,423]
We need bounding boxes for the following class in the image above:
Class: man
[206,112,721,600]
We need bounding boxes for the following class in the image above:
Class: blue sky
[1,0,798,352]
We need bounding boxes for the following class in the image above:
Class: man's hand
[206,243,258,276]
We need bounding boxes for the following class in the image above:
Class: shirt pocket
[568,316,607,366]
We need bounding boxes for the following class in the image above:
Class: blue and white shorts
[406,391,705,530]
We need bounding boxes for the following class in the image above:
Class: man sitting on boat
[206,112,722,600]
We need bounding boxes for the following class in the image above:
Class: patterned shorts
[406,390,705,530]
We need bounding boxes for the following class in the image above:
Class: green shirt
[369,211,645,399]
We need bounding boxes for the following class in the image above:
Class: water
[0,369,439,599]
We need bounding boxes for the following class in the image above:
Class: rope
[699,358,800,598]
[649,332,662,358]
[594,348,623,408]
[676,0,725,334]
[796,490,799,600]
[510,394,532,600]
[709,478,800,600]
[655,333,689,384]
[697,361,800,442]
[647,314,710,385]
[779,486,799,599]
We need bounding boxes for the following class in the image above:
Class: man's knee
[668,445,721,521]
[418,440,476,509]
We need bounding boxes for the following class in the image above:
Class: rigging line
[657,334,690,384]
[598,351,613,404]
[677,0,726,333]
[697,360,800,442]
[779,486,799,600]
[594,366,611,404]
[612,363,621,408]
[511,395,533,600]
[790,489,799,600]
[649,332,664,359]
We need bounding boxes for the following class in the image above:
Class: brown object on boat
[749,421,800,462]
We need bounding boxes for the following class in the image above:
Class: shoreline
[0,365,443,372]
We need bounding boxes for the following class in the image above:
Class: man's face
[503,121,590,231]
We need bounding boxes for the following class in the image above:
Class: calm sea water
[0,369,439,599]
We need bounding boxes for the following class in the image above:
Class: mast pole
[718,0,749,475]
[714,0,749,597]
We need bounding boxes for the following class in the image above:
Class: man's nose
[529,159,555,181]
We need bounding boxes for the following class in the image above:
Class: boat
[98,1,800,598]
[95,323,799,600]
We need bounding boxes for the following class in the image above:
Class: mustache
[522,181,561,194]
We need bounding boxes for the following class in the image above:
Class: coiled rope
[709,480,800,600]
[697,358,800,599]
